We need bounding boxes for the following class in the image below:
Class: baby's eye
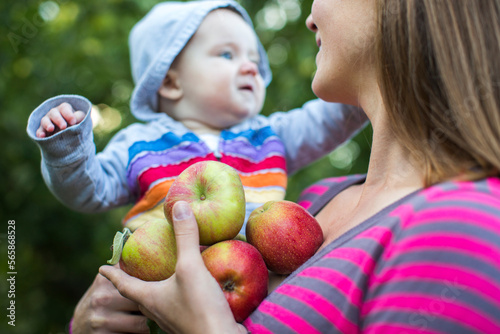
[219,51,233,60]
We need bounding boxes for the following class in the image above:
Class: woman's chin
[311,79,334,102]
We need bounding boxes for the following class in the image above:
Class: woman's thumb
[172,201,201,262]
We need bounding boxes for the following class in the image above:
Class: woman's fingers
[99,312,149,333]
[99,266,149,307]
[72,270,149,334]
[92,271,141,312]
[99,265,162,321]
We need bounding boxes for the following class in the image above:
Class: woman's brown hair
[377,0,500,185]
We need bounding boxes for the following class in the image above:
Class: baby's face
[166,9,266,130]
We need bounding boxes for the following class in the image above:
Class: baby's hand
[36,102,86,138]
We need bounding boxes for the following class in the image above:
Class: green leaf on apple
[107,228,132,265]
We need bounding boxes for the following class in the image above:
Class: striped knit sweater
[244,174,500,333]
[122,126,288,229]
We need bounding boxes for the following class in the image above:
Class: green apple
[163,161,246,245]
[107,219,177,281]
[201,240,268,323]
[246,200,324,275]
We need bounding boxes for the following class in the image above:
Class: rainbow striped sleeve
[244,177,500,333]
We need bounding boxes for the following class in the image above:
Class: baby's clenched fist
[36,102,86,138]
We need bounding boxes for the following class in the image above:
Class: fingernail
[173,201,192,220]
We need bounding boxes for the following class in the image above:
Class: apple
[201,240,268,323]
[246,200,324,275]
[107,219,177,281]
[164,161,246,245]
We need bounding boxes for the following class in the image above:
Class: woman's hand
[99,201,247,334]
[72,267,149,334]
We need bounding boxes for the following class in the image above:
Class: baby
[27,0,366,232]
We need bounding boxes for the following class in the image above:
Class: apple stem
[107,228,132,265]
[223,280,236,292]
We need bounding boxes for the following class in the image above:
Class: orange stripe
[123,180,174,222]
[240,172,287,188]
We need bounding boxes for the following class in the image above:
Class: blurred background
[0,0,371,332]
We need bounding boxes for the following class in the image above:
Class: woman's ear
[158,70,183,101]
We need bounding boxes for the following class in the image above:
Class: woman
[94,0,500,333]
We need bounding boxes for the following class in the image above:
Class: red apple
[201,240,268,323]
[107,219,177,281]
[246,200,323,275]
[164,161,246,245]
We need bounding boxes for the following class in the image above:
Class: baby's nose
[240,60,259,76]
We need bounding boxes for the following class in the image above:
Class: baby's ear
[158,70,183,100]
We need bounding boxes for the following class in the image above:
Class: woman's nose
[306,14,317,32]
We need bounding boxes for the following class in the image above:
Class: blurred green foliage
[0,0,371,333]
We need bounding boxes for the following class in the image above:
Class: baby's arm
[269,100,368,174]
[27,95,133,213]
[36,102,86,138]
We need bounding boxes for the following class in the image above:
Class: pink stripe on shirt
[298,200,312,210]
[300,184,330,195]
[256,300,322,334]
[487,177,500,197]
[370,263,500,309]
[433,191,500,207]
[324,247,376,276]
[362,293,500,333]
[243,319,274,334]
[355,225,394,245]
[277,284,357,333]
[297,266,364,307]
[401,206,500,233]
[382,231,500,268]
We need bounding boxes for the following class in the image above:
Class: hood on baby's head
[129,0,272,122]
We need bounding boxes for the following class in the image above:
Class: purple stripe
[221,138,285,162]
[127,141,209,190]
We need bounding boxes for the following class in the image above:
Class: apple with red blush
[246,200,324,275]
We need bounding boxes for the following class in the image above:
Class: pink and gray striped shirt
[244,174,500,333]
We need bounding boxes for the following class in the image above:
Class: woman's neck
[359,86,425,196]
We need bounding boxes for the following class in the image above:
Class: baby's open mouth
[240,85,254,92]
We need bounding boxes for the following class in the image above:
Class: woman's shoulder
[298,174,365,211]
[360,178,500,332]
[386,177,500,261]
[393,177,500,231]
